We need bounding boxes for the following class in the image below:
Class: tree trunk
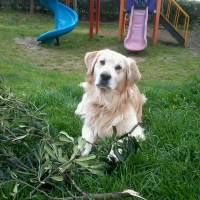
[30,0,35,14]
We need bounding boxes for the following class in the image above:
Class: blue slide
[37,0,78,43]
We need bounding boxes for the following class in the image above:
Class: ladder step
[160,14,185,46]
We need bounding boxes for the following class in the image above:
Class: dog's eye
[100,60,105,65]
[115,65,122,70]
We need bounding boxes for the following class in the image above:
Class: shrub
[177,0,200,25]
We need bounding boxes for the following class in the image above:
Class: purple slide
[124,7,148,51]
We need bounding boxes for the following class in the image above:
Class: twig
[30,153,79,197]
[29,170,52,197]
[46,181,75,198]
[65,173,87,196]
[60,191,146,200]
[116,122,141,141]
[18,180,146,200]
[17,179,58,200]
[1,151,34,173]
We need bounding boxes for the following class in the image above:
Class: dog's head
[84,49,141,91]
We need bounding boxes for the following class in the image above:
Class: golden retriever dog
[75,49,146,156]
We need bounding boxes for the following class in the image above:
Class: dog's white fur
[75,49,146,156]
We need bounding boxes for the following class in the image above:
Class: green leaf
[19,124,27,128]
[75,160,90,168]
[57,147,63,157]
[12,134,27,141]
[10,171,18,179]
[44,152,50,161]
[88,163,105,169]
[51,176,64,182]
[59,131,74,142]
[75,154,96,162]
[59,135,72,143]
[54,141,68,146]
[77,137,86,150]
[87,168,104,176]
[58,156,68,163]
[59,163,72,173]
[11,183,19,197]
[43,161,52,171]
[44,145,56,159]
[13,183,19,193]
[70,145,80,160]
[1,192,8,199]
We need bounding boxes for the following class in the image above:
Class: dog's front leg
[81,124,96,156]
[130,125,145,141]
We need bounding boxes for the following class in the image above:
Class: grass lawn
[0,10,200,200]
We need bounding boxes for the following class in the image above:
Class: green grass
[0,10,200,200]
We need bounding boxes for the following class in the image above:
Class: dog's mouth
[96,82,111,90]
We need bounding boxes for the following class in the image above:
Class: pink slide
[124,7,148,51]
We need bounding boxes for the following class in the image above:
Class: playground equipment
[37,0,189,47]
[124,7,148,51]
[37,0,78,43]
[119,0,190,48]
[89,0,189,48]
[124,0,149,51]
[159,0,190,46]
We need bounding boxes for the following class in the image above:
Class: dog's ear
[127,58,141,84]
[84,51,99,75]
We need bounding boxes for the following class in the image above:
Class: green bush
[0,0,120,22]
[177,0,200,25]
[76,0,120,21]
[0,0,199,24]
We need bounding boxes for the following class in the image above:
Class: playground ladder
[160,0,189,46]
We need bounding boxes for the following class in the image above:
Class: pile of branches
[0,81,143,199]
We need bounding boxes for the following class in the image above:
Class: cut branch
[54,190,146,200]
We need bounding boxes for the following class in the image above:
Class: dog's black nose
[100,73,111,81]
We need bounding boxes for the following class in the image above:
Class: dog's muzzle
[96,73,111,88]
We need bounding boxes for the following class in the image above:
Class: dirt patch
[102,25,200,53]
[188,29,200,54]
[129,56,145,63]
[14,37,41,50]
[152,28,178,45]
[147,26,200,53]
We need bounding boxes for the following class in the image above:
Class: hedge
[177,0,200,25]
[0,0,199,24]
[0,0,120,21]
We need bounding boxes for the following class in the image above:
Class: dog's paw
[131,126,145,141]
